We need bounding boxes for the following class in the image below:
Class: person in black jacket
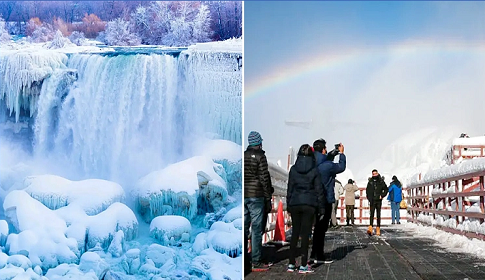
[286,144,325,274]
[244,131,272,272]
[366,169,388,236]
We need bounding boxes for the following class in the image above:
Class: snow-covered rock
[222,205,241,223]
[145,244,176,268]
[78,252,109,279]
[107,231,124,258]
[45,263,98,280]
[3,190,138,270]
[24,175,125,215]
[135,156,228,222]
[190,248,242,280]
[207,222,242,258]
[150,216,191,245]
[120,249,140,275]
[196,139,242,194]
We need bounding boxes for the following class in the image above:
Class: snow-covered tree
[69,31,87,46]
[48,30,73,49]
[131,5,151,44]
[147,1,172,45]
[0,15,10,43]
[192,4,211,43]
[104,18,141,46]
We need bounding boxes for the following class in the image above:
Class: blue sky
[244,1,485,181]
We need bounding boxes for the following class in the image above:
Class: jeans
[310,203,333,260]
[391,201,400,223]
[244,197,265,264]
[289,205,315,266]
[369,200,382,227]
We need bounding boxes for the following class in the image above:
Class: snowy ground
[403,222,485,260]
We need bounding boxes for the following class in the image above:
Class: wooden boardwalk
[245,225,485,280]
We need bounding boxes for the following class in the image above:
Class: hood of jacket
[369,175,385,182]
[294,155,315,174]
[391,180,402,188]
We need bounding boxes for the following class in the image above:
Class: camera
[334,143,341,150]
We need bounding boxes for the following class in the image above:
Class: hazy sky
[244,1,485,177]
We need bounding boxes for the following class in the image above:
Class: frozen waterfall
[1,49,242,183]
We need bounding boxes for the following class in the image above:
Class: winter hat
[392,175,397,181]
[248,131,263,146]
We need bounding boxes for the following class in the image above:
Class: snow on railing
[407,159,485,240]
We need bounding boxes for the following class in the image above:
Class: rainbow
[244,40,485,101]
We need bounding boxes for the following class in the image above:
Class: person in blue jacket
[309,139,346,264]
[387,175,402,224]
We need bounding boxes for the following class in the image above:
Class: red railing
[336,187,408,224]
[407,169,485,241]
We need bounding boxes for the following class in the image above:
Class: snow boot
[367,226,373,235]
[376,227,381,236]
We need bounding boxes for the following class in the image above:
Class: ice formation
[196,139,242,195]
[190,248,242,280]
[0,50,68,122]
[0,38,242,280]
[135,156,228,222]
[23,175,125,215]
[149,216,191,245]
[3,190,138,271]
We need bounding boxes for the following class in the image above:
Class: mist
[245,45,485,181]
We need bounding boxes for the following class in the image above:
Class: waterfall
[1,49,242,184]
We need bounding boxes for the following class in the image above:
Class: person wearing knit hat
[244,131,273,272]
[248,131,263,146]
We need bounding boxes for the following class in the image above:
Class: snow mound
[145,244,176,268]
[134,156,228,222]
[45,263,98,280]
[0,266,47,280]
[206,221,242,258]
[3,191,137,270]
[120,249,140,275]
[78,252,109,279]
[222,205,241,223]
[196,139,242,195]
[24,175,125,215]
[150,216,191,245]
[190,248,242,280]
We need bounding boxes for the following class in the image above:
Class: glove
[318,208,325,221]
[265,199,272,213]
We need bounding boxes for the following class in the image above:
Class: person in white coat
[330,179,344,228]
[344,179,359,225]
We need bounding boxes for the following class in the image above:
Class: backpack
[399,193,407,209]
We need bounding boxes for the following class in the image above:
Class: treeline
[0,1,241,44]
